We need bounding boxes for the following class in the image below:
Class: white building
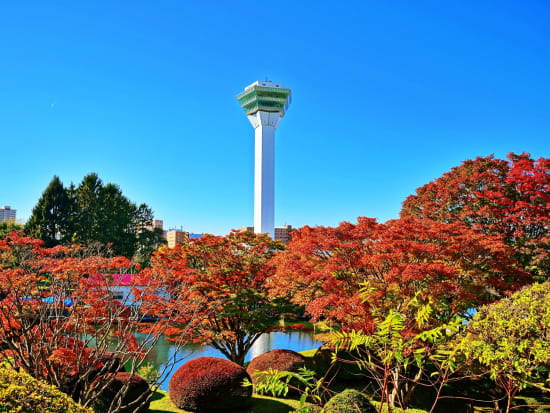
[0,206,16,223]
[236,80,291,239]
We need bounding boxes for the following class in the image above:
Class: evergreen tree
[25,176,74,246]
[73,174,135,257]
[26,173,163,262]
[74,173,104,244]
[134,203,166,266]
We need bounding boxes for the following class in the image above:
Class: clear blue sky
[1,1,549,234]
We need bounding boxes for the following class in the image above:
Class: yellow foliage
[0,367,91,413]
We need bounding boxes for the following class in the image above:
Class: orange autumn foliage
[401,153,550,280]
[145,230,292,365]
[270,216,530,334]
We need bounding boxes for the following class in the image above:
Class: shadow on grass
[242,395,296,413]
[148,389,185,412]
[150,391,164,403]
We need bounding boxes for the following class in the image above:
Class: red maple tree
[145,230,292,365]
[0,232,183,412]
[269,216,530,334]
[401,153,550,280]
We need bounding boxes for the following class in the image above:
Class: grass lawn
[149,390,303,413]
[299,348,317,358]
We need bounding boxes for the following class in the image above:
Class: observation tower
[237,80,291,239]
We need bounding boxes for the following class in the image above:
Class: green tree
[329,293,464,410]
[26,173,163,263]
[133,203,166,266]
[25,176,74,246]
[459,282,550,412]
[73,173,156,259]
[0,221,23,238]
[73,173,106,245]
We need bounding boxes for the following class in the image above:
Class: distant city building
[144,219,163,232]
[274,225,293,245]
[0,206,16,223]
[166,229,189,248]
[239,224,293,245]
[238,226,255,233]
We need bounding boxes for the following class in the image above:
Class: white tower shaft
[237,80,291,239]
[248,111,282,239]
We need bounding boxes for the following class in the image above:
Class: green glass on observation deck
[237,84,291,116]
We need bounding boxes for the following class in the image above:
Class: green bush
[0,367,91,413]
[460,282,550,393]
[324,389,376,413]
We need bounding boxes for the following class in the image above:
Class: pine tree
[25,176,74,247]
[27,173,163,262]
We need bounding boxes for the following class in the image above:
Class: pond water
[141,330,323,391]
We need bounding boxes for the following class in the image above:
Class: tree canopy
[459,282,550,412]
[270,216,530,334]
[0,233,180,412]
[25,174,164,264]
[146,230,293,365]
[401,153,550,281]
[25,176,74,247]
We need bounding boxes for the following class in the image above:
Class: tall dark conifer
[25,176,74,247]
[26,173,163,263]
[74,173,106,245]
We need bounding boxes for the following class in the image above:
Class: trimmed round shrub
[0,367,91,413]
[247,349,306,386]
[169,356,252,412]
[91,372,151,413]
[324,389,376,413]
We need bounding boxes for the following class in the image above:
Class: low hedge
[0,367,91,413]
[169,356,252,412]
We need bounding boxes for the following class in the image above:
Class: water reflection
[141,331,322,391]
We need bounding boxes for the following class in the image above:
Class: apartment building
[0,206,16,223]
[166,229,189,248]
[238,224,294,245]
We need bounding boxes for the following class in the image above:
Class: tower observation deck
[237,80,291,239]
